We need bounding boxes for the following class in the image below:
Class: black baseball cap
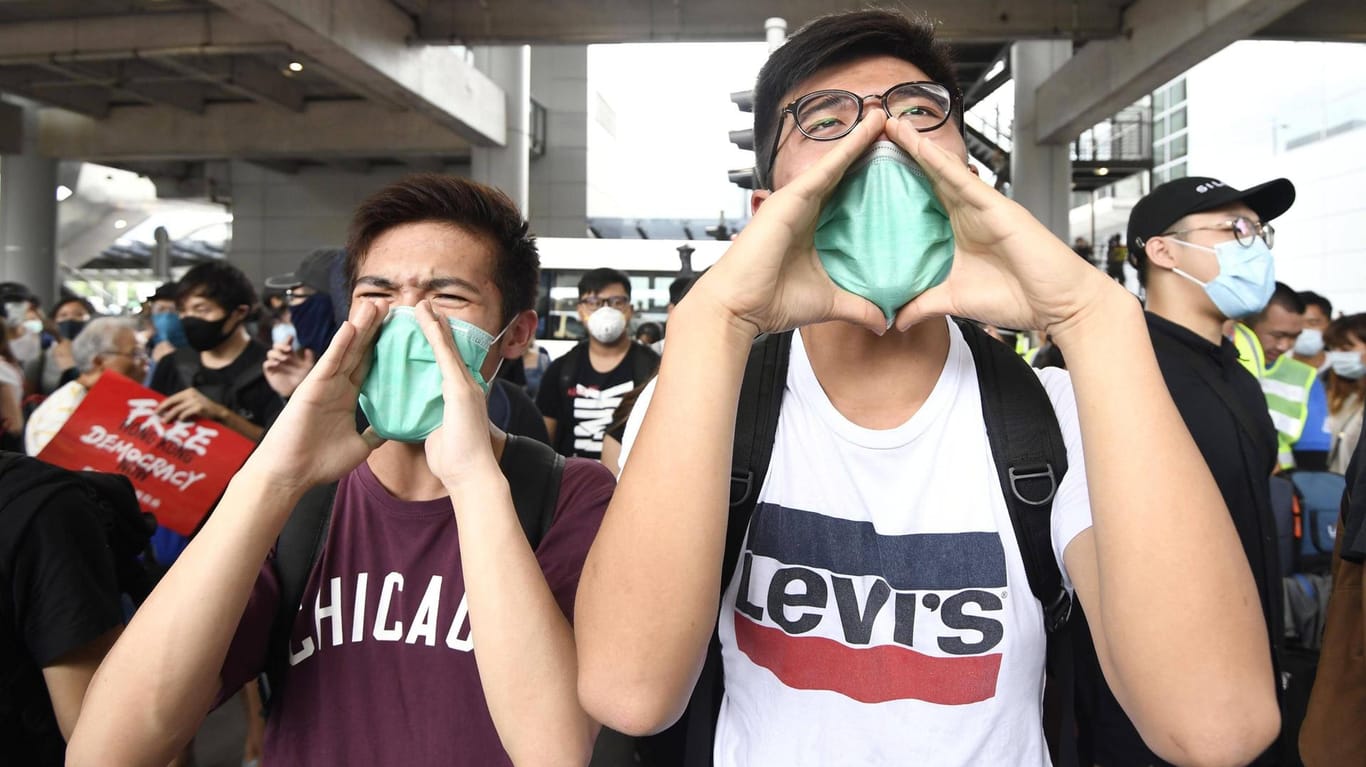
[265,248,343,294]
[1127,176,1296,256]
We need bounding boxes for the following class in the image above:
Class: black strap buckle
[1044,588,1072,633]
[729,470,754,508]
[1008,464,1058,507]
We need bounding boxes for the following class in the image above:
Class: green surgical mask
[358,306,505,443]
[814,140,955,324]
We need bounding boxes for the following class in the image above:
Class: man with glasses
[578,10,1278,767]
[1080,175,1296,766]
[25,317,148,456]
[537,267,658,459]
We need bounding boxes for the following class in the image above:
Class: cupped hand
[886,119,1123,335]
[263,340,316,398]
[248,300,387,491]
[695,111,888,338]
[414,300,501,491]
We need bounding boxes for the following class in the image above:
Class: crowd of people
[2,8,1364,767]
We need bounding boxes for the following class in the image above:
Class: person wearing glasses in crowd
[576,9,1277,767]
[536,268,659,459]
[1075,176,1295,766]
[25,318,148,457]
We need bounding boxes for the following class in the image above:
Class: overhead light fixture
[288,61,304,73]
[114,219,127,230]
[55,185,73,202]
[985,60,1006,80]
[1095,167,1110,176]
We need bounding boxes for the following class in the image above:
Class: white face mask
[1294,328,1324,357]
[586,306,627,344]
[1326,349,1366,380]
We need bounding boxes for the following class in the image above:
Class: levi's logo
[733,503,1008,706]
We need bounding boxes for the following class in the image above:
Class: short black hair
[1264,282,1306,316]
[53,295,96,317]
[345,173,540,325]
[753,9,962,188]
[1298,290,1332,318]
[177,261,258,314]
[579,268,631,298]
[635,322,663,345]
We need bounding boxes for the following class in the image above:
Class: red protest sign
[36,372,255,535]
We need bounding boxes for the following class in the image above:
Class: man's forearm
[450,475,595,766]
[68,468,304,766]
[218,408,265,442]
[575,294,754,734]
[1054,284,1277,759]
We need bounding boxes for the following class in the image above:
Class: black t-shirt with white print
[537,342,656,458]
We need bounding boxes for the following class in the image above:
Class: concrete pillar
[1010,41,1073,241]
[0,99,59,304]
[528,45,588,238]
[472,46,531,214]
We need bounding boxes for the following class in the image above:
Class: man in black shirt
[537,267,658,458]
[1075,176,1295,767]
[149,262,283,441]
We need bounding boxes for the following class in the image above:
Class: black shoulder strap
[557,342,586,403]
[679,331,790,767]
[726,331,791,586]
[500,433,566,549]
[956,319,1076,767]
[631,343,661,386]
[172,346,200,391]
[261,480,338,708]
[956,319,1071,633]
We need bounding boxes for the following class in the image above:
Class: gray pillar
[0,99,58,304]
[472,46,531,214]
[528,45,588,238]
[1010,41,1073,241]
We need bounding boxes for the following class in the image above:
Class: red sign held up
[36,372,255,535]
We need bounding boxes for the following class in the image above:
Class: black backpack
[0,452,157,756]
[260,434,566,709]
[171,344,268,420]
[675,319,1075,767]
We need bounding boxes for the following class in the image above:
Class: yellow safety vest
[1234,323,1315,469]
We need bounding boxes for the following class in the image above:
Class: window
[1153,115,1168,141]
[1169,160,1187,180]
[1169,80,1187,103]
[1170,107,1187,133]
[1170,134,1188,160]
[1154,90,1168,113]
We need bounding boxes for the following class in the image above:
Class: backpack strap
[630,343,662,388]
[680,331,791,767]
[557,342,586,406]
[499,433,566,549]
[955,319,1071,633]
[261,480,338,709]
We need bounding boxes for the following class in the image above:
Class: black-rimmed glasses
[579,295,631,311]
[765,81,954,186]
[1163,216,1275,249]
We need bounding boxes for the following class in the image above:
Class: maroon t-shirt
[220,457,613,765]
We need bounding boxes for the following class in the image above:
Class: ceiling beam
[1255,0,1366,41]
[38,99,472,161]
[411,0,1126,43]
[148,55,306,112]
[207,0,506,145]
[0,11,273,59]
[1034,0,1311,144]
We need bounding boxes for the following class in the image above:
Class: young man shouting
[576,10,1278,766]
[70,175,611,766]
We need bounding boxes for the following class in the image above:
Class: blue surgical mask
[358,306,508,443]
[1169,237,1275,320]
[152,312,188,348]
[814,141,955,325]
[1326,350,1366,381]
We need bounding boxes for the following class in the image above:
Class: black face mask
[56,319,87,340]
[180,315,235,352]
